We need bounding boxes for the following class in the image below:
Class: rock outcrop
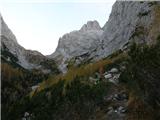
[50,20,103,72]
[97,1,160,59]
[50,1,160,73]
[1,2,160,73]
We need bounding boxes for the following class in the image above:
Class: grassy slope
[5,49,127,120]
[29,39,160,120]
[3,38,160,120]
[30,51,127,96]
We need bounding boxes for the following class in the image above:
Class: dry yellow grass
[30,53,127,97]
[1,63,23,80]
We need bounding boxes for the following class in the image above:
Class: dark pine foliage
[7,78,111,120]
[119,38,160,119]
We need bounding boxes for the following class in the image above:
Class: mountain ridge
[49,20,104,72]
[50,1,160,73]
[1,1,160,120]
[1,1,160,74]
[0,16,59,73]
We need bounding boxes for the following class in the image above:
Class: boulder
[31,85,39,91]
[89,77,99,84]
[104,74,112,79]
[110,68,118,73]
[111,73,120,84]
[118,106,127,114]
[24,112,29,117]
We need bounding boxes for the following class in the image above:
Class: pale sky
[0,0,115,55]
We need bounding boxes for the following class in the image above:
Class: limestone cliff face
[50,20,103,72]
[51,1,160,73]
[2,1,159,73]
[97,1,160,59]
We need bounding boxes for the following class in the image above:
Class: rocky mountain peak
[0,15,17,43]
[50,20,103,73]
[80,20,101,31]
[51,1,160,73]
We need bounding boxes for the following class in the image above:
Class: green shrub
[119,40,160,119]
[8,76,111,120]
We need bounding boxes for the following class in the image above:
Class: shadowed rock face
[0,16,58,73]
[0,17,45,69]
[50,1,160,73]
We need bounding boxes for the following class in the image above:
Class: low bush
[119,39,160,119]
[8,77,111,120]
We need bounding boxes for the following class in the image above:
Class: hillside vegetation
[4,38,160,120]
[31,50,127,96]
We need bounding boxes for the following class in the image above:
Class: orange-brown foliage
[30,53,127,97]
